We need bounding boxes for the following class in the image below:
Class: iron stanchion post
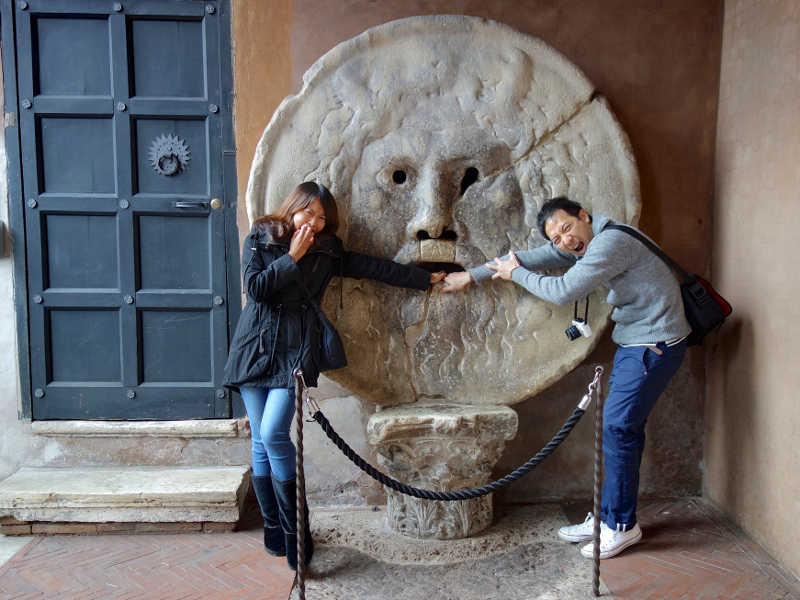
[294,370,307,600]
[592,366,604,597]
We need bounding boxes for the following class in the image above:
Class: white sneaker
[580,521,642,559]
[557,512,597,542]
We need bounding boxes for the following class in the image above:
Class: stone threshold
[0,466,251,532]
[0,517,236,536]
[31,419,244,438]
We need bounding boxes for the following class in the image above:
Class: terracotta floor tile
[0,499,797,599]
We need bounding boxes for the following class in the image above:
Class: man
[443,197,690,559]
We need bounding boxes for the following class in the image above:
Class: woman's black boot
[271,474,314,571]
[251,475,285,557]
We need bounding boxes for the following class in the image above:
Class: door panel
[38,117,116,193]
[34,16,112,96]
[45,213,118,288]
[138,214,210,289]
[140,310,212,382]
[129,19,206,98]
[49,309,121,382]
[14,0,235,420]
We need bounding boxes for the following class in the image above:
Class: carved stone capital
[367,404,518,539]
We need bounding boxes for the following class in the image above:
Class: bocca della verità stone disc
[247,15,640,539]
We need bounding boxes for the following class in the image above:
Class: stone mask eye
[392,169,407,184]
[460,167,479,196]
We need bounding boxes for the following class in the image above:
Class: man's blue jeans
[601,340,687,529]
[240,387,296,482]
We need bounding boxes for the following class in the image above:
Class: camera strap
[574,296,589,323]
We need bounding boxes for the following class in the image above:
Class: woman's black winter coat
[223,223,431,391]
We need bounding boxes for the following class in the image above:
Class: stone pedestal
[367,404,518,539]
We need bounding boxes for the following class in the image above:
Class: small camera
[565,319,592,341]
[567,297,592,341]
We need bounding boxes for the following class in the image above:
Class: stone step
[30,419,242,438]
[0,466,251,534]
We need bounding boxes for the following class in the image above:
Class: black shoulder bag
[604,224,732,346]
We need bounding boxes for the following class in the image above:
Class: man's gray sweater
[468,214,691,346]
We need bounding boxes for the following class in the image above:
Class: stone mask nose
[407,168,453,241]
[406,164,479,242]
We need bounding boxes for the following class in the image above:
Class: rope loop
[293,366,606,599]
[300,367,604,502]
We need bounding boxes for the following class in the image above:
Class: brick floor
[0,530,295,600]
[563,498,800,600]
[0,499,797,599]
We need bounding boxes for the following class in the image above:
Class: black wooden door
[13,0,238,419]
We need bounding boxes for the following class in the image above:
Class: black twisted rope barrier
[292,366,605,600]
[308,404,587,501]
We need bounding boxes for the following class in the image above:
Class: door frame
[2,0,32,418]
[0,0,242,420]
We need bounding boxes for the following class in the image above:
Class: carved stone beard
[322,275,570,407]
[405,282,556,402]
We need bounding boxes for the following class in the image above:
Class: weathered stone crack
[479,92,599,183]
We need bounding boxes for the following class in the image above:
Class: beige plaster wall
[707,0,800,579]
[231,0,293,241]
[231,1,722,504]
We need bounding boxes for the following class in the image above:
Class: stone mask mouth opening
[417,229,458,241]
[416,261,464,274]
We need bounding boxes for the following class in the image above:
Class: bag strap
[603,223,690,282]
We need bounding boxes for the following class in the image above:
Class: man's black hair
[536,197,591,240]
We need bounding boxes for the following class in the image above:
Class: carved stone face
[348,126,527,270]
[248,16,641,406]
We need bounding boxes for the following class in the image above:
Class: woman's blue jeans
[240,387,296,482]
[601,340,687,529]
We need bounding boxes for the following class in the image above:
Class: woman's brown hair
[253,182,339,240]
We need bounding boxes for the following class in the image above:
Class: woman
[223,182,443,570]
